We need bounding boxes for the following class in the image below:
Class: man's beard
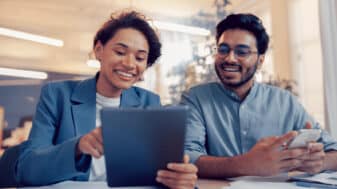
[215,61,258,88]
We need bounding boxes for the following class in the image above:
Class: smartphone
[288,129,321,149]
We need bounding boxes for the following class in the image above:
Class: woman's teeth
[116,71,134,78]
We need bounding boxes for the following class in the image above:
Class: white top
[89,92,120,181]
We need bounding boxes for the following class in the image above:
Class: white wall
[288,0,325,127]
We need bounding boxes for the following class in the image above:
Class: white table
[17,178,308,189]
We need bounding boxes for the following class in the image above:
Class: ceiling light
[0,27,64,47]
[151,21,211,36]
[0,67,48,79]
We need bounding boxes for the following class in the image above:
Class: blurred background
[0,0,332,153]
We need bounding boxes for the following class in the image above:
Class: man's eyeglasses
[216,44,258,59]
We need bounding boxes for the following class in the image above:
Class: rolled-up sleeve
[320,129,337,151]
[290,93,337,152]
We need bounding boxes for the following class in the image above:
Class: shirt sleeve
[180,89,208,163]
[290,93,337,151]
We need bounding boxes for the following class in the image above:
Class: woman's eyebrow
[114,42,148,53]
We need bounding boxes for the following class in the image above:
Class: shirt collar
[219,81,259,103]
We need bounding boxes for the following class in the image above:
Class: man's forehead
[218,29,257,47]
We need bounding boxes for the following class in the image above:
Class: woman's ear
[94,41,103,61]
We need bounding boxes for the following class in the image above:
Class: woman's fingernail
[167,163,173,169]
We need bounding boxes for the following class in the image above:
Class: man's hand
[295,142,325,174]
[156,155,198,189]
[76,127,103,158]
[293,122,325,174]
[243,131,307,176]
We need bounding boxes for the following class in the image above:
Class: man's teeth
[223,67,240,72]
[116,71,134,78]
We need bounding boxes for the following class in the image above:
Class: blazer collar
[70,75,97,136]
[70,73,142,137]
[120,87,141,107]
[70,73,141,107]
[70,75,97,105]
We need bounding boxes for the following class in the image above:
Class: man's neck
[225,79,254,101]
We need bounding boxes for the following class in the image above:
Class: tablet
[101,106,187,187]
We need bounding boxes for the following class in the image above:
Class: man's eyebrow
[114,42,148,53]
[236,44,251,48]
[218,43,250,48]
[218,42,228,46]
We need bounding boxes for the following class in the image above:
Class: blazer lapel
[70,75,142,135]
[120,87,141,108]
[70,77,97,136]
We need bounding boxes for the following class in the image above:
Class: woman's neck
[96,75,122,98]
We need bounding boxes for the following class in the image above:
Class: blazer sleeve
[0,142,28,187]
[16,84,90,186]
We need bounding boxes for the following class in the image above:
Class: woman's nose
[122,55,136,69]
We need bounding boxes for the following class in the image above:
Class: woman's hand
[156,155,198,189]
[76,127,104,158]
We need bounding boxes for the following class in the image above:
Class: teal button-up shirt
[181,82,337,163]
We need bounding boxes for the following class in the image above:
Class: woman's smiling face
[95,28,149,96]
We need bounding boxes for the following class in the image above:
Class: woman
[17,11,197,188]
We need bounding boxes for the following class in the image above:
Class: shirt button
[241,105,245,109]
[242,131,247,135]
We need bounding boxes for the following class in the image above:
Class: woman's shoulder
[127,86,161,106]
[41,80,80,95]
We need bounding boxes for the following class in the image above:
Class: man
[181,13,337,178]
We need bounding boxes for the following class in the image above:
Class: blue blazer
[17,75,161,186]
[0,142,29,187]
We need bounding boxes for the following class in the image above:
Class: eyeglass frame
[215,43,259,59]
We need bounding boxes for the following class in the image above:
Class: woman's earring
[138,75,144,81]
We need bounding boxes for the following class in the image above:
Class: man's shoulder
[188,82,221,94]
[42,79,82,93]
[180,82,224,104]
[256,82,295,100]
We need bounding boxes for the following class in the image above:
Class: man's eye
[217,44,230,54]
[236,49,250,56]
[219,49,229,54]
[218,47,229,54]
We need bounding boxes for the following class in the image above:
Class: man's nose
[225,50,238,62]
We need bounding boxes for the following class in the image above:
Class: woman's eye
[136,57,145,62]
[115,50,125,55]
